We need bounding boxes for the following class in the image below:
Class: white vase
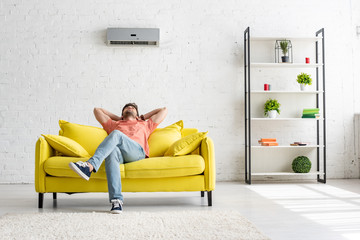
[300,84,307,91]
[268,110,277,119]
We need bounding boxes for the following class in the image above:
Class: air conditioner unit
[106,28,159,46]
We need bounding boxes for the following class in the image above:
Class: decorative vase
[268,110,277,119]
[300,84,307,91]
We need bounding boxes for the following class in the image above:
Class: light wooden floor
[1,179,360,240]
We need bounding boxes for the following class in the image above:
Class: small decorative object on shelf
[264,98,280,118]
[296,72,312,91]
[275,39,293,63]
[263,84,271,91]
[258,138,278,146]
[292,156,312,173]
[290,142,310,146]
[305,57,310,64]
[302,108,319,118]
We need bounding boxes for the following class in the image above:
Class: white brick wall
[0,0,359,182]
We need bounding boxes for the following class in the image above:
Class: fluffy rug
[0,210,269,240]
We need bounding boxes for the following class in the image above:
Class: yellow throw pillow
[148,120,183,157]
[164,131,208,156]
[58,120,108,156]
[41,134,91,158]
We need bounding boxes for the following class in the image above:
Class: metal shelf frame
[244,27,326,184]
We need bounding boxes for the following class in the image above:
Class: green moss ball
[292,156,311,173]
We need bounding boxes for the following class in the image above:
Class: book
[303,108,319,112]
[302,108,319,114]
[261,142,279,146]
[302,113,316,117]
[258,138,277,142]
[302,115,316,118]
[303,110,319,114]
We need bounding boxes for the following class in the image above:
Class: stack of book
[258,138,278,146]
[302,108,320,118]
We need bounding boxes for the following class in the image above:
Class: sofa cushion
[41,134,91,158]
[148,120,183,157]
[125,155,205,178]
[44,157,125,179]
[165,132,208,156]
[58,120,108,156]
[181,128,199,137]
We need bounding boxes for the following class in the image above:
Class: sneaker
[110,199,123,214]
[69,161,92,181]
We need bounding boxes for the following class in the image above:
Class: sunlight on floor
[247,184,360,240]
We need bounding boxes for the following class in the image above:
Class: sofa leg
[38,193,44,208]
[53,193,57,200]
[207,191,212,206]
[201,191,204,197]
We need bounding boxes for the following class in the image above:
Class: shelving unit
[244,27,326,184]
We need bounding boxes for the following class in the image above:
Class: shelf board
[251,118,322,121]
[250,37,322,42]
[250,63,323,68]
[249,90,323,94]
[251,145,323,149]
[251,171,325,176]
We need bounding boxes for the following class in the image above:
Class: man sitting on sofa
[69,103,167,213]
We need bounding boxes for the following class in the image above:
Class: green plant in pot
[292,156,312,173]
[296,72,312,91]
[264,98,281,118]
[280,40,289,63]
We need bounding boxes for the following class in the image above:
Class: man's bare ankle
[87,162,94,172]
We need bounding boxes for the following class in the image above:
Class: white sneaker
[110,199,123,214]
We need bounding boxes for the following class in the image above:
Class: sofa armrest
[200,137,215,191]
[35,137,55,193]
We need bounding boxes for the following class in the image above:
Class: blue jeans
[87,130,145,202]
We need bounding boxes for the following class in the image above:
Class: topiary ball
[292,156,311,173]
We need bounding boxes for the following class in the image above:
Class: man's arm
[142,107,167,124]
[93,108,122,125]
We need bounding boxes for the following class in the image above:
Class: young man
[69,103,167,213]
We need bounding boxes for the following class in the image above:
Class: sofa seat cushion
[125,155,205,179]
[44,157,125,179]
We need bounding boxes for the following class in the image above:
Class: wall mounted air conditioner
[107,28,159,46]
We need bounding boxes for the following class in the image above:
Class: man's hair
[122,103,139,117]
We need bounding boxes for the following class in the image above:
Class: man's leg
[69,129,145,181]
[102,134,145,214]
[104,132,146,201]
[105,147,124,202]
[87,130,144,172]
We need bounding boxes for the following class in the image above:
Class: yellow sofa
[35,120,215,208]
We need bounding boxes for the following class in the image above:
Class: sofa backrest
[57,120,200,158]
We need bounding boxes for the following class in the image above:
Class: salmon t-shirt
[101,118,159,157]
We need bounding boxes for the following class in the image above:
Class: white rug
[0,210,269,240]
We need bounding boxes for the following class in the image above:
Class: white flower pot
[300,84,307,91]
[268,110,277,119]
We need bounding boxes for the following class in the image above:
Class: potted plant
[280,40,289,63]
[264,99,281,118]
[296,72,312,91]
